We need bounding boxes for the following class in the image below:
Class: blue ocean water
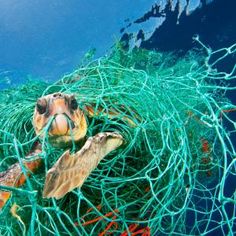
[0,0,156,88]
[0,0,235,235]
[1,0,230,88]
[0,0,235,86]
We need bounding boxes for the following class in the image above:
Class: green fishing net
[0,38,235,235]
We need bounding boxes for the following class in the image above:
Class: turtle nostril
[53,93,62,98]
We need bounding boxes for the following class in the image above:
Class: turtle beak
[49,113,75,136]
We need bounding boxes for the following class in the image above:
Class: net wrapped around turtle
[0,39,235,235]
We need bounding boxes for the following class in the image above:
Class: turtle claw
[43,132,123,199]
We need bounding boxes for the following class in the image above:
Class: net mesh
[0,39,235,235]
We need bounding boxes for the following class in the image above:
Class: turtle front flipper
[0,144,42,209]
[43,132,123,199]
[84,105,138,127]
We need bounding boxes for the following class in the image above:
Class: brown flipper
[43,132,123,199]
[84,105,137,127]
[0,144,42,209]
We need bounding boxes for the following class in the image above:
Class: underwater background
[0,0,234,89]
[0,0,235,235]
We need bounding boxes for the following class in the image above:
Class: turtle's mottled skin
[33,93,87,147]
[0,93,124,207]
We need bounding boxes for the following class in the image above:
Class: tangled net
[0,38,235,235]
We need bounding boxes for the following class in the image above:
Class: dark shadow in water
[141,0,236,52]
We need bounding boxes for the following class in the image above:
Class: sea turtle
[0,92,126,207]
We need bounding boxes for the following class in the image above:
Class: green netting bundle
[0,39,235,235]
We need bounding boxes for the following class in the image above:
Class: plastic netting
[0,39,236,235]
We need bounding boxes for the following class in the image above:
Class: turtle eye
[36,99,47,114]
[71,98,78,110]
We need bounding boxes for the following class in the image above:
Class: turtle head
[33,93,87,147]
